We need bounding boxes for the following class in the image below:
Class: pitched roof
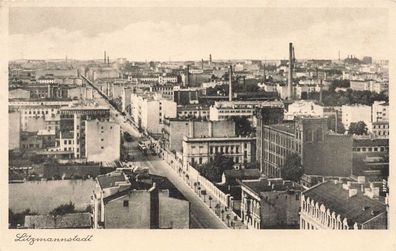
[303,181,387,225]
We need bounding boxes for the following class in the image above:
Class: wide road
[86,78,226,229]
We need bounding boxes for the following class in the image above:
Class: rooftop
[96,171,129,189]
[268,122,296,134]
[240,178,301,196]
[353,137,389,147]
[303,181,387,225]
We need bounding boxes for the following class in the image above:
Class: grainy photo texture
[8,7,389,229]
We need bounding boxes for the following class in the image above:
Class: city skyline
[9,7,389,61]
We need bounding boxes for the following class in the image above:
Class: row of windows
[373,124,389,129]
[209,145,240,154]
[219,109,252,114]
[353,146,389,152]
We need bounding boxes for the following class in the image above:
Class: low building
[240,178,302,229]
[300,180,388,229]
[285,100,324,120]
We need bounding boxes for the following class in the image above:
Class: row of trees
[308,87,388,106]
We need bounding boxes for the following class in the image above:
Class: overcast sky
[8,7,389,61]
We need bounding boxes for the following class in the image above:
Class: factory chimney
[201,59,204,70]
[263,64,266,83]
[288,42,294,100]
[104,51,106,64]
[186,65,190,87]
[229,65,233,102]
[209,54,212,65]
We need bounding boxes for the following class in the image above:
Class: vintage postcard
[1,0,395,250]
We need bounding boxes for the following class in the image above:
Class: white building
[285,100,324,120]
[209,100,284,123]
[372,101,389,122]
[85,120,120,162]
[130,92,177,134]
[341,105,372,130]
[182,136,255,167]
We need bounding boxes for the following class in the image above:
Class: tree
[50,201,76,216]
[201,190,207,202]
[208,196,213,208]
[348,121,368,135]
[232,116,254,136]
[195,154,234,182]
[281,153,304,182]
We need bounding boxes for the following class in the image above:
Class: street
[90,85,226,229]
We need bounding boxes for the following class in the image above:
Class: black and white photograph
[4,2,392,236]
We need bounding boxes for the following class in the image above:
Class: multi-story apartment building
[176,105,209,119]
[85,120,120,162]
[256,116,353,178]
[300,180,387,229]
[285,100,324,120]
[59,102,110,159]
[239,178,302,229]
[9,100,75,131]
[372,121,389,138]
[130,92,177,134]
[372,101,389,122]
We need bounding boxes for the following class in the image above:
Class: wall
[303,134,353,176]
[104,191,151,229]
[25,117,46,132]
[9,112,21,150]
[85,121,120,162]
[159,195,189,229]
[260,191,300,228]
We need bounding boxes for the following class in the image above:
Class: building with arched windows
[300,180,387,229]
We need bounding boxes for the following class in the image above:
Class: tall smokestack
[209,54,212,65]
[186,65,190,87]
[229,65,233,102]
[263,64,266,83]
[201,59,204,70]
[288,42,294,100]
[104,51,106,64]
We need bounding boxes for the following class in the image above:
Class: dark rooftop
[303,181,387,225]
[96,171,127,189]
[223,169,261,180]
[353,138,389,147]
[268,122,296,134]
[240,178,301,196]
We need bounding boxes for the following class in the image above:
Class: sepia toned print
[8,7,389,230]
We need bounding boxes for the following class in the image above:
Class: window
[101,146,104,149]
[123,200,129,207]
[101,138,104,141]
